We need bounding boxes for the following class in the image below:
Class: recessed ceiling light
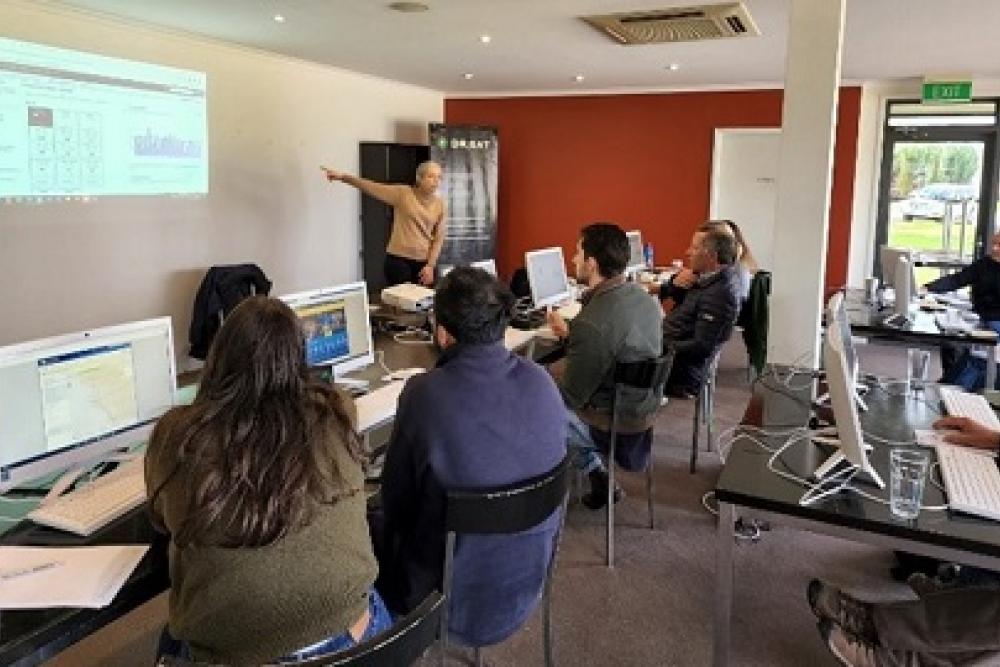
[479,34,492,44]
[389,1,430,12]
[667,63,680,71]
[463,72,475,80]
[574,75,585,83]
[273,14,285,23]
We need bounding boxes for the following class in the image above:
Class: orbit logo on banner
[429,123,498,268]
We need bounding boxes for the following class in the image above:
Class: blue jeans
[157,588,393,663]
[566,408,603,474]
[947,320,1000,391]
[285,588,393,660]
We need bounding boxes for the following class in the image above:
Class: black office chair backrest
[300,591,444,667]
[155,592,444,667]
[444,454,572,535]
[613,351,674,392]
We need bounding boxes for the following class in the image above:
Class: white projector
[381,283,435,312]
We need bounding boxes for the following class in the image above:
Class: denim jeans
[565,408,603,474]
[157,588,393,663]
[947,319,1000,391]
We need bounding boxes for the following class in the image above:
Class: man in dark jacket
[377,267,566,648]
[924,232,1000,389]
[547,223,663,509]
[661,225,741,396]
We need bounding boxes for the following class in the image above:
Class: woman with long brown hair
[148,296,390,664]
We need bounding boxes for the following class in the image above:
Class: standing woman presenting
[323,161,446,286]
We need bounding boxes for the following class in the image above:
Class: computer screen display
[0,317,176,492]
[280,282,373,374]
[823,319,870,472]
[626,231,644,272]
[525,247,572,309]
[826,292,857,380]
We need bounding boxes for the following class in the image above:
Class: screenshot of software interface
[0,327,174,470]
[293,288,370,368]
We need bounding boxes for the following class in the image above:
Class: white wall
[847,77,1000,287]
[0,1,443,368]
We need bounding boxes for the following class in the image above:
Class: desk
[712,373,1000,666]
[842,289,999,391]
[0,331,556,664]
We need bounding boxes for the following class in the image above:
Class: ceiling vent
[582,2,760,45]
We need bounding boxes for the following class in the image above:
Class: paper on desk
[0,545,148,609]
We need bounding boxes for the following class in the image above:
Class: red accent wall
[445,88,861,289]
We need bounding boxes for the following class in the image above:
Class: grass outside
[887,217,976,286]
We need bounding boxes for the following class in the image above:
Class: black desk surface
[0,327,559,666]
[841,289,991,347]
[715,372,1000,562]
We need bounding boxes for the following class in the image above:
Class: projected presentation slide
[0,37,208,200]
[297,301,351,367]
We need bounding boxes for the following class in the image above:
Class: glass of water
[906,348,931,394]
[890,448,930,520]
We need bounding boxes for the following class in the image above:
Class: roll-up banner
[429,123,498,268]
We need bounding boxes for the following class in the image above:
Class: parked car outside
[900,183,979,221]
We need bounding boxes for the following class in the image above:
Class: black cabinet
[359,142,430,295]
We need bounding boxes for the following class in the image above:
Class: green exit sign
[922,81,972,103]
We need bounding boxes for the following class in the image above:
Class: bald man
[323,161,446,286]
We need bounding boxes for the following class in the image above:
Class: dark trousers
[872,585,1000,665]
[384,253,425,287]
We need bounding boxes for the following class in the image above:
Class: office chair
[690,349,723,474]
[597,352,673,568]
[440,454,571,667]
[155,591,444,667]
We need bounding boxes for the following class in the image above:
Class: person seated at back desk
[924,232,1000,390]
[147,296,389,665]
[809,416,1000,667]
[375,267,566,648]
[659,224,741,398]
[547,223,663,509]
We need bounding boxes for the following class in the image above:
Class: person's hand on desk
[672,268,697,289]
[418,265,435,286]
[932,416,1000,451]
[546,308,569,340]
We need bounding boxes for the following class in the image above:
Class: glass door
[874,100,1000,287]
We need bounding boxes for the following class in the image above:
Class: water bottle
[643,242,654,270]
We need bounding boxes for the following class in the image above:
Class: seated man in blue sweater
[376,267,567,648]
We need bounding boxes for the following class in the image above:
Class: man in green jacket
[548,223,663,509]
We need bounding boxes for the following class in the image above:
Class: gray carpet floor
[46,339,932,666]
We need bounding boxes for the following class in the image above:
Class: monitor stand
[801,432,884,506]
[815,384,869,412]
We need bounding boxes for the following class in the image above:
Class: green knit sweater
[145,419,378,665]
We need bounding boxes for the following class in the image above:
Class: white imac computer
[280,282,374,386]
[525,247,573,309]
[880,246,915,327]
[0,317,177,495]
[818,292,869,411]
[804,311,885,504]
[625,230,645,275]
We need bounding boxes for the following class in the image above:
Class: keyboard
[28,457,147,536]
[935,443,1000,521]
[354,380,406,431]
[934,313,972,333]
[939,386,1000,430]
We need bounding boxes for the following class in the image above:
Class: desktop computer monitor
[806,312,884,502]
[0,317,177,494]
[525,247,573,309]
[625,230,645,274]
[825,292,868,411]
[280,281,374,377]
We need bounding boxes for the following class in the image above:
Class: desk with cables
[712,370,1000,667]
[840,288,999,391]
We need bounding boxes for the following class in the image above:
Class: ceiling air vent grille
[583,2,760,45]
